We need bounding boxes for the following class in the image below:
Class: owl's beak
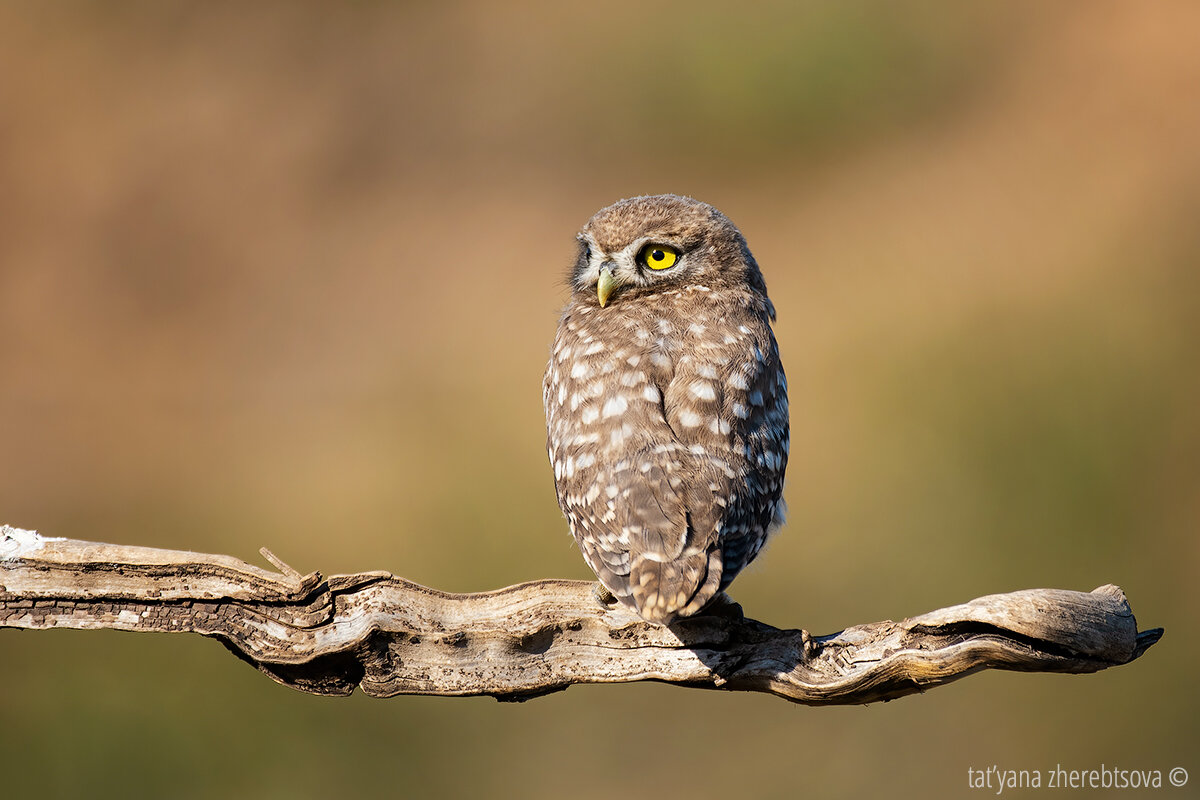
[597,267,620,307]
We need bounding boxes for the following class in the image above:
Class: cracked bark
[0,526,1162,704]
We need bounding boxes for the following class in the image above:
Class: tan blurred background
[1,2,1196,798]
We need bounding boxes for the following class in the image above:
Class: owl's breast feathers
[544,286,788,624]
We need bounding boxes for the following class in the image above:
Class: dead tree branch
[0,525,1162,704]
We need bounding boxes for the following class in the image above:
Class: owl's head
[571,195,771,314]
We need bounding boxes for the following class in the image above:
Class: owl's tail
[628,548,724,625]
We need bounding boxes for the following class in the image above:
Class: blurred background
[1,2,1196,798]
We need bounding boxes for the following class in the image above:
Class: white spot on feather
[709,417,732,435]
[602,395,628,418]
[610,423,635,447]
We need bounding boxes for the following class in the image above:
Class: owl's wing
[617,456,726,623]
[619,322,786,623]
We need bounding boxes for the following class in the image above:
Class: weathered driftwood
[0,525,1161,704]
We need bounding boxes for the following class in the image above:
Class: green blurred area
[1,2,1196,798]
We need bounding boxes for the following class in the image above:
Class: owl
[544,195,788,625]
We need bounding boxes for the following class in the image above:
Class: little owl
[544,195,788,624]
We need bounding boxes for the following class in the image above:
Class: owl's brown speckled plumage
[544,195,788,624]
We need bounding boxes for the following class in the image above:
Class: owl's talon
[699,591,744,621]
[593,583,618,607]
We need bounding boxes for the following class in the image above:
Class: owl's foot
[698,591,744,621]
[593,582,619,608]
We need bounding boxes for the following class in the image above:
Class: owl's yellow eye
[639,244,679,270]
